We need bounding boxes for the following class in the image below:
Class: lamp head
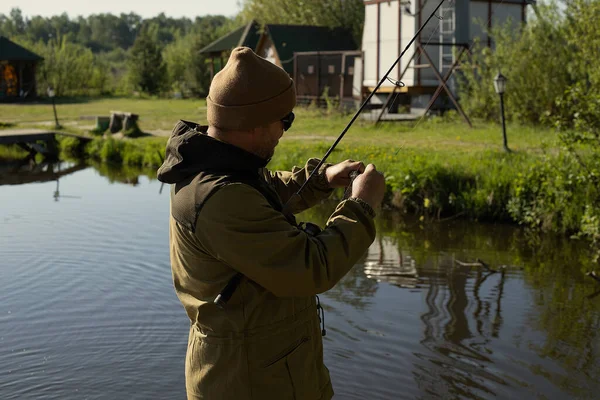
[494,72,507,95]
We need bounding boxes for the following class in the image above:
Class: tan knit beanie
[207,47,296,130]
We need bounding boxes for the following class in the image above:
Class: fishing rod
[214,0,449,308]
[284,0,448,210]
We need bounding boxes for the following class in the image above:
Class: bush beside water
[269,140,600,261]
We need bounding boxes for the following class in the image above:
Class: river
[1,161,599,399]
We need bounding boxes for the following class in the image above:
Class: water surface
[1,162,599,399]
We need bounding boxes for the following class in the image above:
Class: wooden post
[210,57,215,81]
[376,2,381,83]
[398,0,402,81]
[316,52,321,102]
[293,53,298,96]
[417,0,422,86]
[419,45,472,127]
[340,53,346,101]
[18,61,23,97]
[422,46,468,118]
[361,51,366,100]
[32,62,38,97]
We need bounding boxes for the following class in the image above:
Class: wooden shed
[0,36,43,101]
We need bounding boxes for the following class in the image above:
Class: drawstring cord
[316,295,326,336]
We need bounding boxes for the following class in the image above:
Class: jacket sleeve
[260,158,334,214]
[195,183,376,297]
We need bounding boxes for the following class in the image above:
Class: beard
[257,141,277,162]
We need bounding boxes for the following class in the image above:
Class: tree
[241,0,365,44]
[127,28,167,95]
[163,17,236,97]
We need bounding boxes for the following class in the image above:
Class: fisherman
[157,46,386,400]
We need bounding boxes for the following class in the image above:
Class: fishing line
[283,0,449,211]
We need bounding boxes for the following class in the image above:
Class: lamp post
[47,86,61,129]
[493,72,510,152]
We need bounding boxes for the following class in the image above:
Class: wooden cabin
[199,22,359,103]
[0,36,43,101]
[356,0,535,112]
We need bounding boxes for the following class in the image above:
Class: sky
[0,0,242,19]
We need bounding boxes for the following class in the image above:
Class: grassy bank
[1,97,598,260]
[0,97,207,134]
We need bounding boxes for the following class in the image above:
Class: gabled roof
[265,25,357,72]
[199,22,261,54]
[0,36,43,61]
[199,22,357,74]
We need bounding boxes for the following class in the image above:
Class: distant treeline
[0,8,230,52]
[0,1,365,97]
[0,8,238,97]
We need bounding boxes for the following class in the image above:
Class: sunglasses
[281,111,295,131]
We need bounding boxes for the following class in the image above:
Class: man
[157,47,385,400]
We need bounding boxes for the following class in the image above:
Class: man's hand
[351,164,386,209]
[325,159,366,188]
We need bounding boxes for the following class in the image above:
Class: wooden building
[199,22,358,102]
[356,0,535,113]
[0,36,43,101]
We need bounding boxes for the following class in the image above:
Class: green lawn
[0,97,208,133]
[0,96,556,154]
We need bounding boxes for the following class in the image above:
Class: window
[307,65,314,74]
[328,65,335,74]
[347,66,354,75]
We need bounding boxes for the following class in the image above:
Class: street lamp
[493,72,510,152]
[47,86,62,129]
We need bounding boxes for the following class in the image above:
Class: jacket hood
[157,120,269,184]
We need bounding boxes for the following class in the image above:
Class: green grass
[0,97,555,150]
[0,96,208,133]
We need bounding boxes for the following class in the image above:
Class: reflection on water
[0,157,87,186]
[1,162,599,400]
[300,204,600,399]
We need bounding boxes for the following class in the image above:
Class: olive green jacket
[157,121,376,400]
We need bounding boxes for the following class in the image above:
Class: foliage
[460,0,600,134]
[162,20,237,97]
[11,35,108,96]
[82,136,166,168]
[0,8,233,96]
[127,29,167,95]
[241,0,365,44]
[549,0,600,136]
[458,2,571,124]
[0,8,228,54]
[57,135,87,158]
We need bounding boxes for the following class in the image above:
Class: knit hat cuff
[207,82,296,131]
